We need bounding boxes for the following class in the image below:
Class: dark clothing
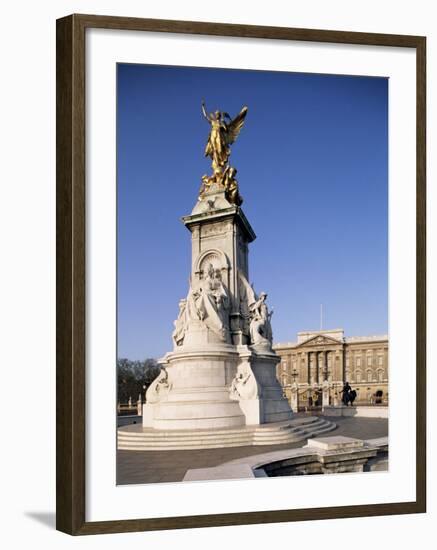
[340,383,352,406]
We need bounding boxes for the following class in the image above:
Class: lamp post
[322,365,332,407]
[280,369,299,409]
[290,368,300,413]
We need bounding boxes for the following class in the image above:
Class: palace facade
[273,329,389,409]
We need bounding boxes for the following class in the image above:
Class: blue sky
[117,63,388,360]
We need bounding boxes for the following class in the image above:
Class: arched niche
[194,249,230,285]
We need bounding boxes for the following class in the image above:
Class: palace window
[367,355,372,366]
[356,371,362,382]
[367,370,372,382]
[356,357,361,367]
[377,370,384,382]
[378,356,383,366]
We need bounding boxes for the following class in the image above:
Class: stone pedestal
[143,343,292,430]
[143,344,246,430]
[142,182,293,439]
[322,381,330,407]
[290,382,299,412]
[230,346,292,425]
[183,185,256,347]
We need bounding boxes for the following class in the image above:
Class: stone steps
[117,417,324,442]
[252,420,334,445]
[119,417,319,439]
[117,417,336,450]
[122,416,320,438]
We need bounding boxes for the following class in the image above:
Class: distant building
[273,329,388,409]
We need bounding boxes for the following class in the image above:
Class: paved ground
[117,415,388,485]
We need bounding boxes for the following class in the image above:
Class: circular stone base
[118,416,336,451]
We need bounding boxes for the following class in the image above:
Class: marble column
[312,352,317,385]
[339,348,344,383]
[312,352,315,384]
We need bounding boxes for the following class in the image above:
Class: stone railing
[117,396,142,416]
[183,436,388,481]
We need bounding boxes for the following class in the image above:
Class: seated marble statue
[172,299,188,347]
[249,292,273,346]
[186,264,231,342]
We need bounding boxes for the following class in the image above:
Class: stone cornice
[182,205,256,243]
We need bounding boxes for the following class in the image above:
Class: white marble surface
[143,196,293,435]
[306,436,364,451]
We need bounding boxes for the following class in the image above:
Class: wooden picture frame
[56,13,426,535]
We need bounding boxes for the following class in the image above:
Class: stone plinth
[306,436,364,451]
[322,406,389,418]
[141,181,293,444]
[246,349,292,424]
[143,343,293,431]
[182,186,256,347]
[143,344,246,430]
[289,382,299,412]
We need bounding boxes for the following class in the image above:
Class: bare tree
[117,358,160,404]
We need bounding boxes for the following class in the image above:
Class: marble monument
[141,103,294,440]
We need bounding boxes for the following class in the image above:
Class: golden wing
[225,106,248,145]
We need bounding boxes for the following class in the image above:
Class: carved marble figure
[249,292,273,346]
[172,298,188,347]
[183,263,230,342]
[230,363,258,401]
[145,367,172,404]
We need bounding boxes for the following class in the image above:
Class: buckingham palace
[273,329,389,410]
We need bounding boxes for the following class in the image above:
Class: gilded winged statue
[201,101,247,173]
[200,101,248,204]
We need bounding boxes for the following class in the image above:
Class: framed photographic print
[56,14,426,535]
